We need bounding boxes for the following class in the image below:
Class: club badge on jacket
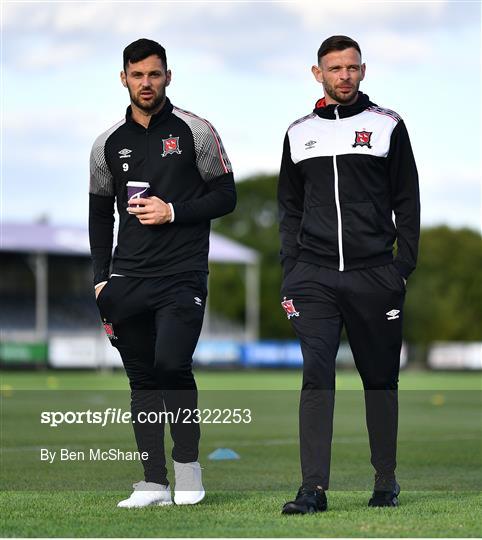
[162,135,182,157]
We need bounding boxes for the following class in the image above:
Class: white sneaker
[117,481,172,508]
[173,461,205,505]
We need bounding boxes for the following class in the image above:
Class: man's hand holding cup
[126,181,172,225]
[127,196,172,225]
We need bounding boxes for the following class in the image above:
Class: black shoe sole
[281,503,327,515]
[368,498,399,507]
[368,484,400,507]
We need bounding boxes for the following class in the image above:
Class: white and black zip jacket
[89,98,236,286]
[278,92,420,280]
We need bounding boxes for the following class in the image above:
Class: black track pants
[281,261,406,490]
[96,271,207,485]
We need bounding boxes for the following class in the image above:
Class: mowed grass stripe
[1,491,481,537]
[1,370,481,536]
[1,369,481,390]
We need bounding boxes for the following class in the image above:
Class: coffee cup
[127,181,151,207]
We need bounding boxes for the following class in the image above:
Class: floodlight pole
[245,261,260,341]
[35,252,48,340]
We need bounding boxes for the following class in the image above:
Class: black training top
[88,98,236,286]
[278,92,420,280]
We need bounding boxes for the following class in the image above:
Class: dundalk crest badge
[352,130,373,149]
[161,135,182,157]
[281,297,300,320]
[103,320,117,340]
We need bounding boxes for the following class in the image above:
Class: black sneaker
[282,486,327,515]
[368,482,401,507]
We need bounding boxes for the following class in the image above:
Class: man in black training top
[278,35,420,514]
[89,39,236,508]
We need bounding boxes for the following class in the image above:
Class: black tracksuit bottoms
[280,261,406,490]
[96,271,207,486]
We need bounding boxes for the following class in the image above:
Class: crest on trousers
[103,320,117,340]
[352,130,373,148]
[281,297,300,319]
[161,135,182,157]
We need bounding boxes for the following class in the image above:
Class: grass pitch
[1,369,481,537]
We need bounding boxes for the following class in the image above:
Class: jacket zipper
[333,106,344,271]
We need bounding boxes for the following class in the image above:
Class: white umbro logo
[305,140,317,149]
[118,148,132,159]
[194,297,202,306]
[386,309,400,320]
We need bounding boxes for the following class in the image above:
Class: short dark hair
[317,35,361,63]
[123,38,167,72]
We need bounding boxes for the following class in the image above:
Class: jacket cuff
[393,259,413,280]
[168,202,175,223]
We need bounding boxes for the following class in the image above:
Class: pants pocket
[95,280,112,307]
[96,276,125,318]
[389,264,406,292]
[193,271,208,297]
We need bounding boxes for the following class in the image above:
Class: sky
[1,0,481,231]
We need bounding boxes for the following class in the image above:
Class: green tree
[211,174,293,338]
[404,226,482,343]
[213,176,482,343]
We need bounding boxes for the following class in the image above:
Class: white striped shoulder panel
[89,118,125,196]
[287,112,317,133]
[366,105,402,124]
[173,106,232,181]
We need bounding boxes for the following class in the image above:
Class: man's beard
[324,81,359,105]
[128,85,165,113]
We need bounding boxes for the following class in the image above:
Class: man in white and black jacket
[89,39,236,508]
[279,35,420,514]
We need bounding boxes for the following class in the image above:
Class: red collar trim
[315,97,327,109]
